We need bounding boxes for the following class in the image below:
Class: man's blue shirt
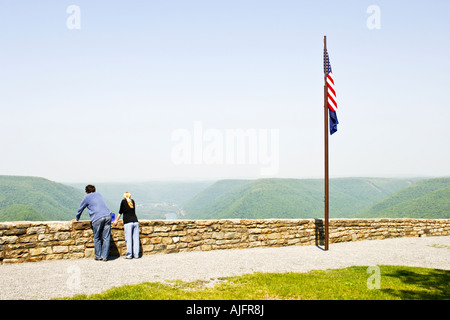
[76,192,112,223]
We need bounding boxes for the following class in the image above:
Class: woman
[113,192,140,259]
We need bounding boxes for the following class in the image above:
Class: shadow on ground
[382,268,450,300]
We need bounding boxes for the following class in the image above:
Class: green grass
[61,265,449,300]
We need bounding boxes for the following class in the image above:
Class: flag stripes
[324,48,339,135]
[324,49,337,112]
[326,73,337,112]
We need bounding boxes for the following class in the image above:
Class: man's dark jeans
[92,215,111,260]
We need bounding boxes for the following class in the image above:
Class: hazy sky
[1,0,449,182]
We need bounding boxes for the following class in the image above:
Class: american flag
[324,48,339,134]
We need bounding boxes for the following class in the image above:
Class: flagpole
[323,35,330,251]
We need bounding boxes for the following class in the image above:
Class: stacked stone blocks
[0,218,449,264]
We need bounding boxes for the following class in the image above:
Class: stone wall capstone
[0,218,449,264]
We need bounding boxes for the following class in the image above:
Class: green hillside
[2,175,446,222]
[182,179,251,215]
[0,204,46,221]
[356,177,450,219]
[183,178,421,219]
[0,175,84,221]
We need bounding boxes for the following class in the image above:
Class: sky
[0,0,449,183]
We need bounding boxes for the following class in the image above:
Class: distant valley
[183,177,445,219]
[0,175,449,222]
[67,180,213,220]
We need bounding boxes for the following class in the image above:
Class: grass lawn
[62,265,449,300]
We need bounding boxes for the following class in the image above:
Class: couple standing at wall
[72,185,140,261]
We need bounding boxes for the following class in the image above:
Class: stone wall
[0,218,449,264]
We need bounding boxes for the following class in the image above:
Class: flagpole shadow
[314,218,326,251]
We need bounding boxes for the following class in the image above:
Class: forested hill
[355,177,450,219]
[183,178,424,219]
[1,175,447,222]
[0,175,84,221]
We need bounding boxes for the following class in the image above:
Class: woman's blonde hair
[123,192,134,208]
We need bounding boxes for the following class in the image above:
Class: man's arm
[112,200,123,226]
[75,196,88,221]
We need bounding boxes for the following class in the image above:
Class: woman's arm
[112,213,122,226]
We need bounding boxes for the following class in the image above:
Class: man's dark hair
[85,185,96,193]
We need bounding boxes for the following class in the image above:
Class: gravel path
[1,236,449,300]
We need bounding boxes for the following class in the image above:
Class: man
[73,185,113,261]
